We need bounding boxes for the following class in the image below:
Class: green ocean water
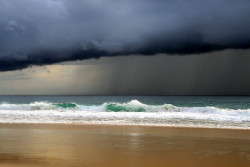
[0,95,249,109]
[0,96,250,129]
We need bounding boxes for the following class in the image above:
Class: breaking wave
[0,100,250,129]
[0,100,177,112]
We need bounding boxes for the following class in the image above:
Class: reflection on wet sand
[0,124,250,167]
[0,153,51,166]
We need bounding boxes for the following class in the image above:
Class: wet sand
[0,124,250,167]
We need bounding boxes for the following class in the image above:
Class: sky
[0,0,250,95]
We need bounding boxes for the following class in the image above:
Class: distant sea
[0,96,250,129]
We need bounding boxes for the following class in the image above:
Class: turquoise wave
[53,103,77,108]
[0,100,250,129]
[0,100,250,115]
[105,103,146,112]
[0,100,174,112]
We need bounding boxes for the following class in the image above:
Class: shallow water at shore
[0,124,250,167]
[0,97,250,129]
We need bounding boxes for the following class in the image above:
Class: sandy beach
[0,124,249,167]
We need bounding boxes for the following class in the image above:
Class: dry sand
[0,124,250,167]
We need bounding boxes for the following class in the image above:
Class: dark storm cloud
[0,0,250,71]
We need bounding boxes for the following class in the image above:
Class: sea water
[0,96,250,129]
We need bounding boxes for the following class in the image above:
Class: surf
[0,100,250,129]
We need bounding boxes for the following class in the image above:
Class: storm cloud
[0,0,250,71]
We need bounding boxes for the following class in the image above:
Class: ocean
[0,96,250,129]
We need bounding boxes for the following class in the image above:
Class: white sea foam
[0,100,249,129]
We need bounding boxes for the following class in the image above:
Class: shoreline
[1,122,250,140]
[1,122,250,130]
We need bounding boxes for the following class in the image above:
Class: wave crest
[0,100,250,129]
[0,100,249,113]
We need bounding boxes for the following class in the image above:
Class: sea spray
[0,100,250,129]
